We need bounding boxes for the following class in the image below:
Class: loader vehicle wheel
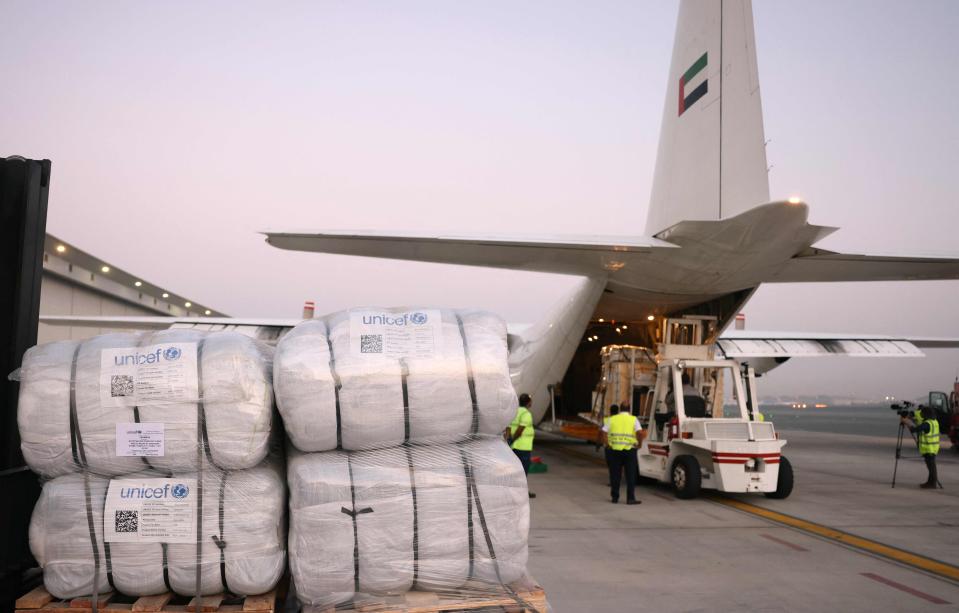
[671,455,701,499]
[766,456,794,499]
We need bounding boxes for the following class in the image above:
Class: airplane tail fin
[645,0,770,236]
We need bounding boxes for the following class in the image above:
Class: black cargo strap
[403,445,420,587]
[161,543,173,592]
[81,470,104,610]
[194,338,207,608]
[455,315,480,434]
[102,542,116,591]
[126,335,158,470]
[341,453,373,592]
[400,358,411,443]
[457,446,475,579]
[68,343,84,468]
[199,409,215,463]
[326,335,343,449]
[210,469,231,594]
[131,406,153,468]
[464,449,539,613]
[464,459,497,576]
[68,342,104,612]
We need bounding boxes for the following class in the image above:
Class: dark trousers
[608,449,637,502]
[923,453,938,485]
[513,449,531,475]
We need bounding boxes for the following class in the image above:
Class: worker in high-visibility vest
[505,393,536,498]
[601,404,645,504]
[902,405,941,489]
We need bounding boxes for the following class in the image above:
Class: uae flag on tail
[678,52,708,116]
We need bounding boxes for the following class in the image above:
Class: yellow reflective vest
[608,412,638,451]
[510,406,535,451]
[919,417,940,456]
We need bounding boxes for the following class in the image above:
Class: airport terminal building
[38,233,225,342]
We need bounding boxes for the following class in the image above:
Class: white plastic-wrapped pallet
[274,308,516,451]
[288,437,529,608]
[28,462,286,599]
[16,329,273,477]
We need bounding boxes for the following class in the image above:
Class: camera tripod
[891,421,943,489]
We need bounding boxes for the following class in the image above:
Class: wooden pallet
[308,580,547,613]
[14,586,278,613]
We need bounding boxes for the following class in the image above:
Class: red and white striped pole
[302,300,315,320]
[734,313,746,330]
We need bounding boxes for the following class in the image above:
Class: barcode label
[115,509,138,533]
[111,374,135,397]
[361,334,384,354]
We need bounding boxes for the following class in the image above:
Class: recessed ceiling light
[100,265,110,273]
[55,244,66,253]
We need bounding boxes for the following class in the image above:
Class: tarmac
[527,428,959,612]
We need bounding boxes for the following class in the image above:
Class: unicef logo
[410,312,428,325]
[163,347,182,361]
[171,483,189,499]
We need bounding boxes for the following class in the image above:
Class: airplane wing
[265,229,959,284]
[770,249,959,283]
[717,330,959,359]
[263,230,675,276]
[715,330,959,375]
[40,315,302,329]
[39,315,539,342]
[38,315,300,341]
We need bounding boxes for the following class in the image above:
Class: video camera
[890,400,914,418]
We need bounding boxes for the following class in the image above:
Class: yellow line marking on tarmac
[710,497,959,582]
[547,442,959,583]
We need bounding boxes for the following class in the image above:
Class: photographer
[901,405,941,489]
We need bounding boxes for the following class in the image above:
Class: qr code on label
[360,334,383,354]
[115,510,138,533]
[111,374,135,398]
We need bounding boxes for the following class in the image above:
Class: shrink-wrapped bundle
[16,329,273,477]
[288,437,529,608]
[28,461,286,599]
[274,308,516,451]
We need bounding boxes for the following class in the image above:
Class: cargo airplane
[45,0,959,422]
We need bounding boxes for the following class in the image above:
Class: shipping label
[104,478,197,543]
[350,309,443,359]
[115,422,164,457]
[99,343,199,407]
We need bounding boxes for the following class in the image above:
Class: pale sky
[2,0,958,399]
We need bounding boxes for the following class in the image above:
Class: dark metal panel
[0,156,50,608]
